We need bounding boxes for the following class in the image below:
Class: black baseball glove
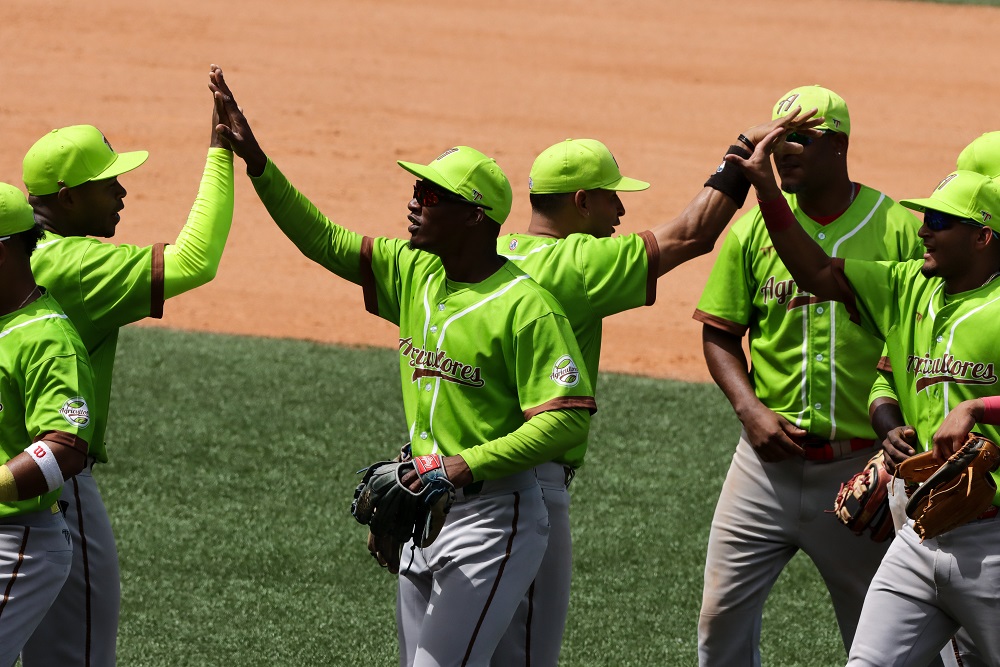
[351,450,456,573]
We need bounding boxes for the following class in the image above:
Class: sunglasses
[923,209,986,232]
[785,130,833,147]
[0,235,10,242]
[412,181,492,210]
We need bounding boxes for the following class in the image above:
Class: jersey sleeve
[515,312,597,418]
[162,148,235,298]
[837,258,902,340]
[459,408,590,481]
[250,158,365,283]
[75,241,164,330]
[577,232,656,318]
[23,353,95,451]
[359,236,420,325]
[868,366,899,407]
[693,221,753,335]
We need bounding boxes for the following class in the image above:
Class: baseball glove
[351,450,456,573]
[896,433,1000,541]
[832,449,894,542]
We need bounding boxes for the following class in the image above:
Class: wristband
[0,466,16,503]
[27,442,63,493]
[758,196,797,233]
[704,145,752,207]
[737,134,756,151]
[981,396,1000,424]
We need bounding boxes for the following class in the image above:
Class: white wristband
[27,442,63,493]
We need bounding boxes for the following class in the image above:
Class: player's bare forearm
[703,325,805,460]
[0,438,88,502]
[653,188,736,276]
[702,324,762,420]
[870,399,917,467]
[869,397,905,442]
[727,128,851,303]
[653,109,825,277]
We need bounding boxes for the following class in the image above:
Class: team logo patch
[982,210,993,224]
[509,239,518,251]
[59,397,90,428]
[550,355,581,388]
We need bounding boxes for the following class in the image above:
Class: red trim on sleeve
[982,397,1000,425]
[758,196,797,233]
[638,230,659,306]
[876,356,893,373]
[359,236,379,316]
[150,243,165,319]
[692,309,749,337]
[36,431,89,458]
[523,397,597,420]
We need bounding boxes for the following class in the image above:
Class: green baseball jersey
[251,159,597,475]
[496,231,655,466]
[31,233,164,463]
[362,238,597,471]
[694,185,923,439]
[841,260,1000,472]
[0,292,96,517]
[28,148,233,464]
[868,364,898,408]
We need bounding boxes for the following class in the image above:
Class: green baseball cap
[398,146,512,225]
[773,85,851,136]
[528,138,649,195]
[956,132,1000,180]
[900,170,1000,232]
[23,125,149,196]
[0,183,36,239]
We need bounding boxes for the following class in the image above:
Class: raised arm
[209,65,365,284]
[652,108,822,276]
[725,128,854,303]
[162,78,236,299]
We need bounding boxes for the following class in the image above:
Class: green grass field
[100,326,848,666]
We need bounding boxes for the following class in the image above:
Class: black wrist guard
[704,145,752,207]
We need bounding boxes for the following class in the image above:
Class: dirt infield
[3,0,998,381]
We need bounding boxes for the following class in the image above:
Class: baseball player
[728,124,1000,665]
[692,85,926,665]
[19,87,235,667]
[865,131,1000,667]
[492,109,822,667]
[874,130,1000,468]
[209,66,597,667]
[0,183,96,665]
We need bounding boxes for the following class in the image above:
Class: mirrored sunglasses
[923,209,985,232]
[412,181,492,210]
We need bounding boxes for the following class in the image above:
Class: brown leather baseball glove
[832,449,894,542]
[896,433,1000,541]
